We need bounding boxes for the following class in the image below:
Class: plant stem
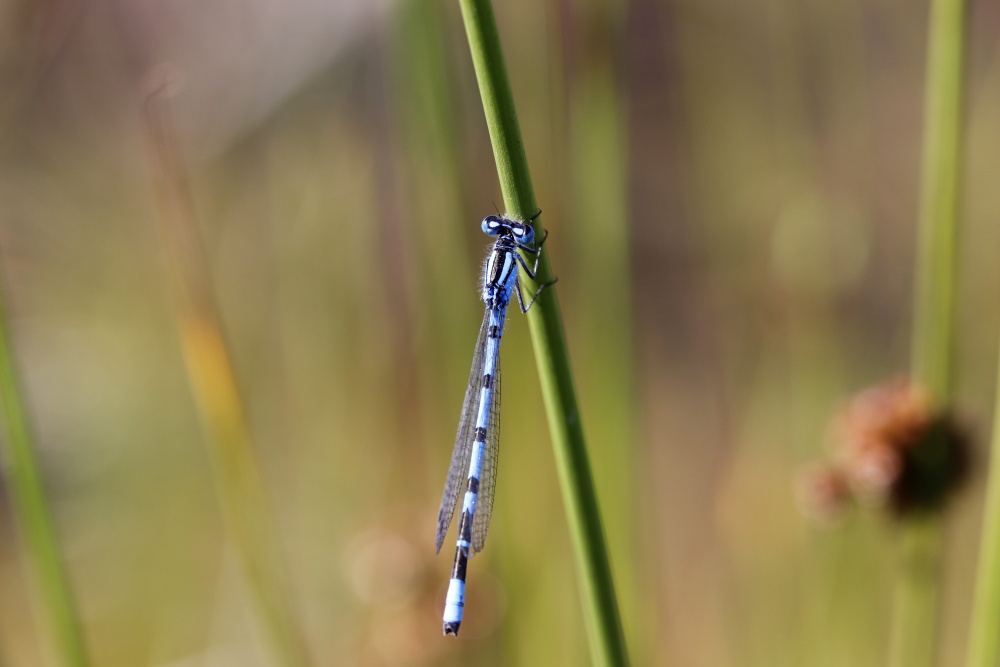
[910,0,966,399]
[0,278,90,667]
[895,0,967,663]
[889,515,943,667]
[143,88,310,667]
[457,2,628,665]
[966,342,1000,667]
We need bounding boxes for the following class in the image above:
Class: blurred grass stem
[0,278,90,667]
[889,515,943,667]
[457,1,629,665]
[143,88,310,667]
[910,0,965,398]
[966,342,1000,667]
[894,0,967,663]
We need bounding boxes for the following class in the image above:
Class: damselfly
[435,211,554,636]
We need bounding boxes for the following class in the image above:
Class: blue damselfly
[435,211,553,636]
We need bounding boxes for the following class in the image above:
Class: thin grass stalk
[566,19,643,664]
[889,515,943,667]
[142,88,310,667]
[892,0,967,663]
[910,0,966,399]
[456,2,629,665]
[966,341,1000,667]
[0,278,89,667]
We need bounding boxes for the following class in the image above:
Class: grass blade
[457,2,629,665]
[142,85,310,667]
[966,343,1000,667]
[0,273,90,667]
[893,0,968,663]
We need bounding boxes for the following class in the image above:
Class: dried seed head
[798,377,969,523]
[831,376,968,516]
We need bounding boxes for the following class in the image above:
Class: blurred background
[0,0,998,665]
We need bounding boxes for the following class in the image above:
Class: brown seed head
[831,376,967,516]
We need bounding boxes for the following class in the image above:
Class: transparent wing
[435,310,491,553]
[471,360,499,553]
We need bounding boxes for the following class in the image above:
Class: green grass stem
[889,515,943,667]
[457,2,629,665]
[894,0,967,663]
[0,275,90,667]
[910,0,966,400]
[966,342,1000,667]
[143,88,310,667]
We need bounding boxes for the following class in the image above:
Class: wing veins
[471,359,500,553]
[435,310,491,553]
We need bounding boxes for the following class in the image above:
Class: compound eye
[515,224,535,245]
[481,216,503,235]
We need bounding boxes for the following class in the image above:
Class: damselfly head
[481,215,534,244]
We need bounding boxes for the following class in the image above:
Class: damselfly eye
[481,216,504,235]
[513,224,535,245]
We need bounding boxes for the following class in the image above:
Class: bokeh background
[0,0,998,665]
